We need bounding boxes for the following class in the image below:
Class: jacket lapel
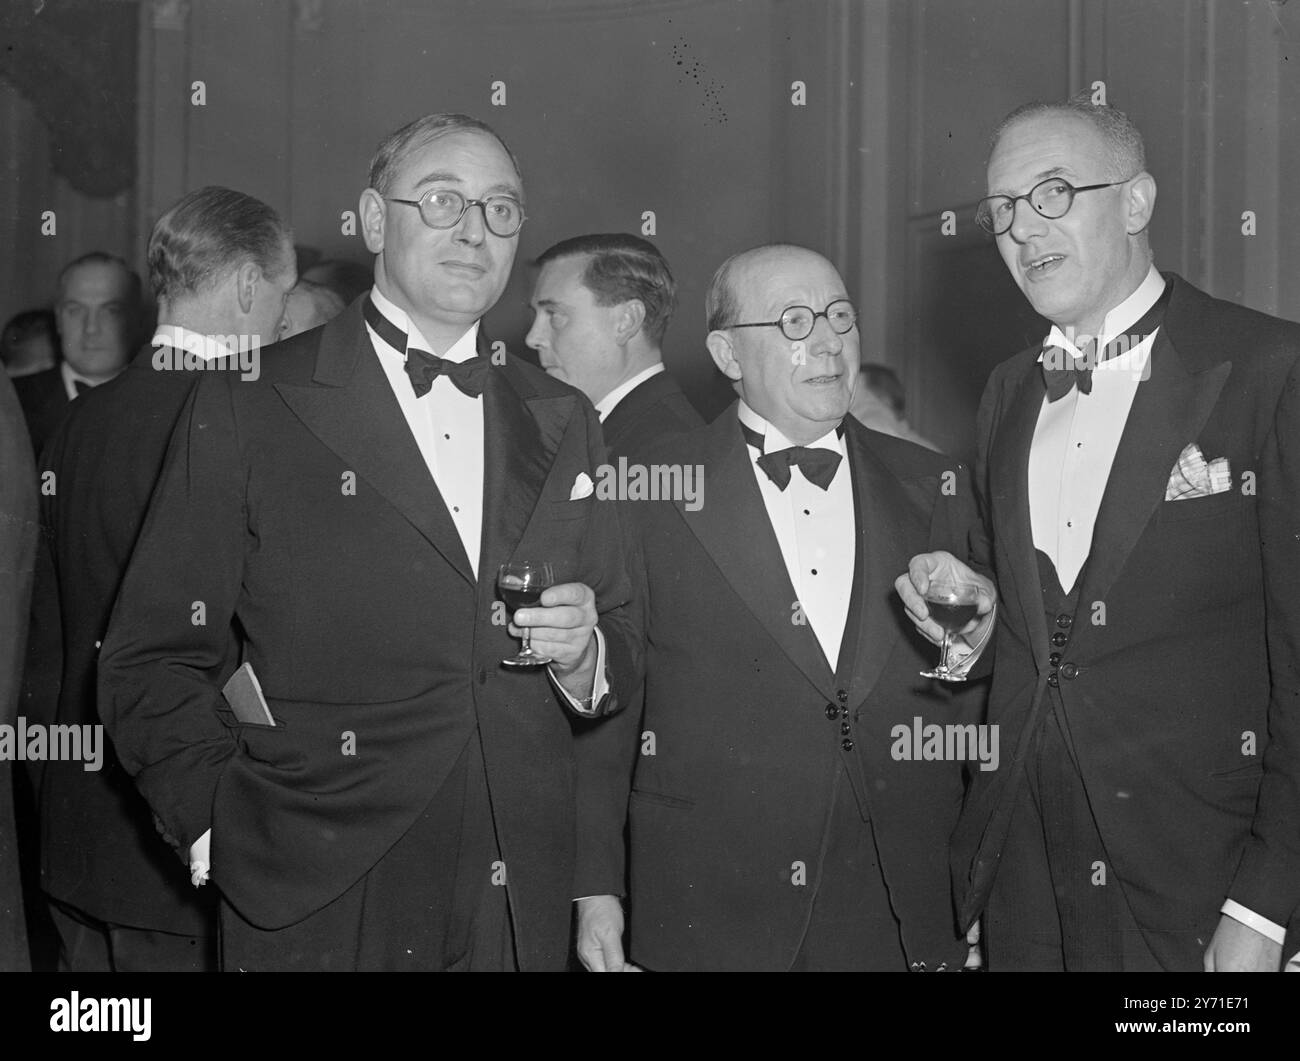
[988,355,1051,671]
[677,407,836,699]
[274,303,475,586]
[478,352,575,599]
[1070,328,1230,647]
[837,422,912,711]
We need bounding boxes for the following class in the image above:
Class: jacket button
[1060,662,1078,680]
[840,721,851,736]
[1051,631,1068,647]
[826,704,838,720]
[1057,614,1072,629]
[1049,652,1062,667]
[841,738,854,751]
[836,688,848,703]
[477,667,488,685]
[1047,673,1060,688]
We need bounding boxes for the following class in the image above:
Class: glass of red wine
[498,560,555,667]
[919,579,981,682]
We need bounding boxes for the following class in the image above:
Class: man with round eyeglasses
[576,243,991,971]
[100,113,641,971]
[900,92,1300,972]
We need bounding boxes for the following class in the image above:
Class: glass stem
[938,631,953,675]
[521,627,533,657]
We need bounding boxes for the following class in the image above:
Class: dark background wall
[2,0,1297,457]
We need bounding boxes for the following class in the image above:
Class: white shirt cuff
[189,829,211,887]
[1220,899,1286,945]
[548,626,607,716]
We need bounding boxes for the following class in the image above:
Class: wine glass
[919,579,981,682]
[498,561,555,667]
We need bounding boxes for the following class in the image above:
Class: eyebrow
[411,171,522,198]
[989,165,1071,197]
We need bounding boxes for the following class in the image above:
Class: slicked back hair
[57,251,142,306]
[536,233,676,345]
[147,186,292,304]
[367,113,522,197]
[988,90,1146,180]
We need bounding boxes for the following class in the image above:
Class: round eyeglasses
[975,175,1135,236]
[386,189,526,237]
[727,299,857,342]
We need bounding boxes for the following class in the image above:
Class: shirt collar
[1040,264,1165,363]
[594,362,665,422]
[60,360,102,400]
[151,324,239,363]
[736,400,845,456]
[368,284,480,363]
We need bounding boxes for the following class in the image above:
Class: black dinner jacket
[26,343,224,933]
[98,298,640,971]
[600,368,703,461]
[13,366,70,459]
[581,405,986,971]
[954,273,1300,965]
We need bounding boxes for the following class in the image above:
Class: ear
[612,299,646,346]
[1125,171,1157,236]
[234,261,261,316]
[706,329,742,382]
[359,188,387,254]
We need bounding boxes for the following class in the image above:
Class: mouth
[441,260,488,277]
[1023,253,1066,276]
[803,373,842,386]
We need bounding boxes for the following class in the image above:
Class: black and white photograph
[0,0,1297,1041]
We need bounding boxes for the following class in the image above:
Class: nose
[84,307,102,335]
[1006,196,1047,244]
[524,313,546,352]
[806,314,845,358]
[453,201,487,246]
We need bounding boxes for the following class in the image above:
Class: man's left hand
[1204,915,1283,971]
[510,581,598,689]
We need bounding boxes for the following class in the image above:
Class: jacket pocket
[630,788,695,811]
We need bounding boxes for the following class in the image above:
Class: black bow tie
[740,421,843,490]
[364,296,488,398]
[1042,280,1171,402]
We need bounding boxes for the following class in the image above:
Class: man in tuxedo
[14,253,142,456]
[100,114,638,971]
[27,186,296,971]
[576,244,991,971]
[0,372,37,970]
[901,95,1300,971]
[527,234,701,461]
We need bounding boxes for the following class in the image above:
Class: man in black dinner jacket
[901,94,1300,971]
[28,186,296,971]
[100,114,638,971]
[577,244,992,972]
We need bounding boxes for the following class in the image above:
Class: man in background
[28,186,295,971]
[527,233,701,460]
[850,362,939,451]
[279,278,346,339]
[13,253,142,456]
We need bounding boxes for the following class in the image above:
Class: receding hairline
[57,258,138,298]
[722,245,841,313]
[372,125,523,197]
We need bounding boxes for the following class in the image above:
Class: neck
[373,278,476,354]
[592,346,661,405]
[1056,254,1152,341]
[158,303,243,342]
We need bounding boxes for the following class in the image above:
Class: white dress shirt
[151,324,238,363]
[737,402,854,668]
[594,362,664,423]
[1026,265,1286,948]
[1029,265,1164,593]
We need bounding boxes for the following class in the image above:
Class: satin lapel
[1071,332,1231,646]
[479,358,574,597]
[839,424,911,711]
[988,357,1050,672]
[273,307,475,587]
[676,410,836,699]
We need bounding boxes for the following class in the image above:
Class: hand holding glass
[919,580,981,682]
[499,561,555,667]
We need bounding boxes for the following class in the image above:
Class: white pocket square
[1166,443,1231,500]
[569,472,595,500]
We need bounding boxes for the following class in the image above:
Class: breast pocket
[1156,490,1245,523]
[549,495,596,522]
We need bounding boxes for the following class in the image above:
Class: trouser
[985,704,1169,971]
